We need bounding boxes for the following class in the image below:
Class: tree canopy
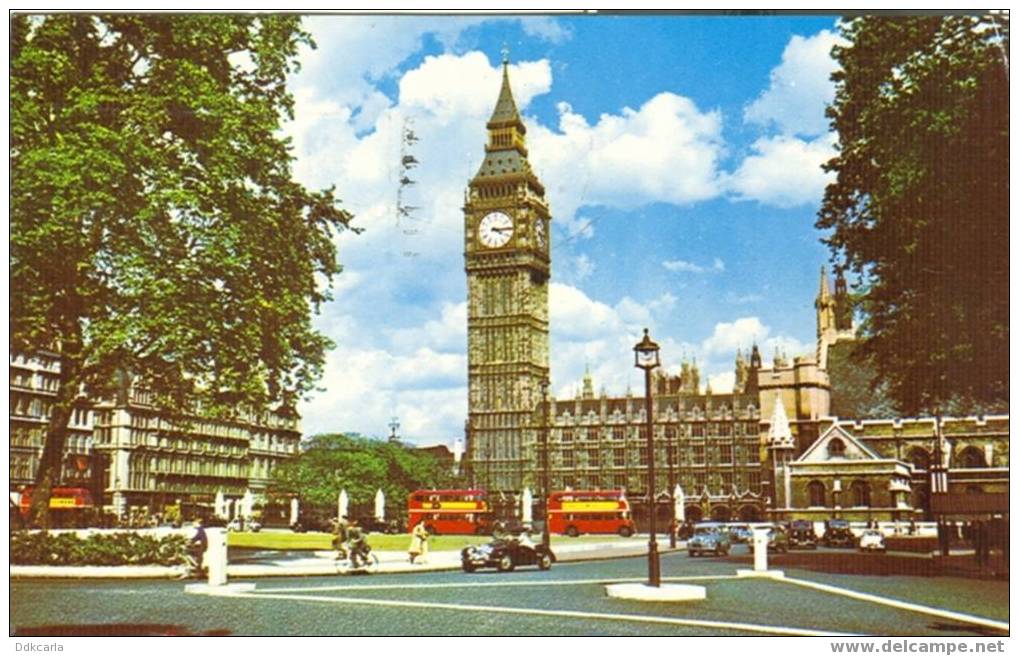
[269,433,458,515]
[10,14,356,524]
[817,15,1009,415]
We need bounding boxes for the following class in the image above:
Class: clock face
[535,220,546,249]
[478,211,514,248]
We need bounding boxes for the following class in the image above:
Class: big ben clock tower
[464,52,551,493]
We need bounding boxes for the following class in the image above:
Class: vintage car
[821,519,856,548]
[787,520,818,549]
[857,529,887,552]
[461,537,555,572]
[766,525,790,553]
[687,526,732,557]
[728,524,753,544]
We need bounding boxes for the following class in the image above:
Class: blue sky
[287,14,845,444]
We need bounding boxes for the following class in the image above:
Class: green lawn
[227,530,645,551]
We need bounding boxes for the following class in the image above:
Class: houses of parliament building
[462,57,1009,523]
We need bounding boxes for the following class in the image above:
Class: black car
[821,519,855,548]
[461,537,555,572]
[787,520,818,549]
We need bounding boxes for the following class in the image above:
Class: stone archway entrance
[685,505,703,523]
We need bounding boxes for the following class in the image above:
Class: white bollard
[752,528,769,572]
[206,527,228,586]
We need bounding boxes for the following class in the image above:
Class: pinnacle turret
[488,58,525,132]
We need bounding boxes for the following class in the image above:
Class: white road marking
[236,590,857,637]
[254,574,740,594]
[779,577,1009,633]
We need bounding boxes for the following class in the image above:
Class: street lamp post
[634,328,661,587]
[667,434,677,548]
[540,377,551,549]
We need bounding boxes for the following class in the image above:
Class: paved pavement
[11,537,675,579]
[11,549,1009,637]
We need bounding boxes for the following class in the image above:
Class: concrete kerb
[10,539,677,580]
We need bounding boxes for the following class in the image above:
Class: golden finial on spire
[501,42,509,65]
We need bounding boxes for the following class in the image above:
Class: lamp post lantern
[634,328,661,587]
[540,377,551,549]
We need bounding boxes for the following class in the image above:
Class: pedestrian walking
[408,521,429,564]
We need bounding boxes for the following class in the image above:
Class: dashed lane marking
[779,576,1008,633]
[253,574,740,594]
[234,590,858,637]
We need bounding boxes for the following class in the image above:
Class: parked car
[687,526,732,557]
[822,519,855,548]
[461,536,555,572]
[766,525,790,553]
[728,524,753,544]
[857,529,887,552]
[787,520,818,549]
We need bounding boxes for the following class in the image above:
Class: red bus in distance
[17,486,95,528]
[547,490,636,537]
[407,489,491,535]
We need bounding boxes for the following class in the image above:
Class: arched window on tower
[808,480,826,507]
[827,438,847,459]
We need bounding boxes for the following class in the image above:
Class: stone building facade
[9,352,301,520]
[460,61,1009,522]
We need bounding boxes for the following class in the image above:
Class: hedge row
[11,530,190,566]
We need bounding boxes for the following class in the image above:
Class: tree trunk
[30,354,82,529]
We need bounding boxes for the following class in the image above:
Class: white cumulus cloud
[744,29,845,138]
[726,133,837,208]
[529,94,726,223]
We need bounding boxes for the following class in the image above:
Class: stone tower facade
[464,56,551,493]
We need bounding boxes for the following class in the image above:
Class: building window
[560,429,573,443]
[613,448,625,467]
[908,447,930,471]
[957,447,986,468]
[850,480,871,507]
[611,427,624,441]
[588,449,599,468]
[562,451,574,468]
[720,444,733,464]
[717,423,731,437]
[748,470,761,492]
[827,438,846,459]
[808,480,826,507]
[665,426,676,441]
[638,448,648,466]
[692,444,705,464]
[691,424,704,438]
[586,428,599,442]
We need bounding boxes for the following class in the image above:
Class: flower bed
[10,530,189,566]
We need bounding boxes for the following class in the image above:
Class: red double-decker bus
[547,490,636,537]
[17,486,95,528]
[407,489,491,535]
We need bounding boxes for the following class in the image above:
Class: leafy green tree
[817,15,1009,415]
[10,15,356,526]
[269,433,456,516]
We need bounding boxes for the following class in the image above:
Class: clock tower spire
[464,54,551,494]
